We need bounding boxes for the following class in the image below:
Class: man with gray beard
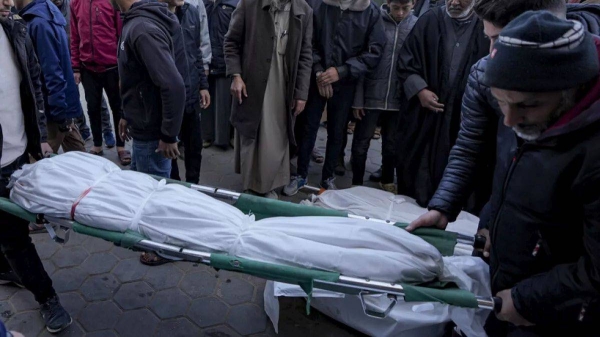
[395,0,489,214]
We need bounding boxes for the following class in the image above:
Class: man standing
[160,0,210,185]
[463,11,600,336]
[115,0,186,178]
[408,0,600,233]
[71,0,130,164]
[17,0,86,154]
[395,0,489,212]
[224,0,313,199]
[52,0,114,145]
[283,0,386,195]
[202,0,238,149]
[350,0,416,192]
[0,3,71,333]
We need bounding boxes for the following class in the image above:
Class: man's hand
[292,100,306,116]
[496,289,535,327]
[118,118,131,142]
[317,83,333,99]
[200,89,211,109]
[41,143,53,157]
[406,210,449,232]
[417,89,444,113]
[475,228,491,258]
[230,75,247,104]
[156,140,180,159]
[73,72,81,85]
[353,108,365,120]
[317,67,340,85]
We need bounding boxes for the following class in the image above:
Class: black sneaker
[0,270,24,288]
[40,296,72,334]
[320,177,337,191]
[369,167,383,182]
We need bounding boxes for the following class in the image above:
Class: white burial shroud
[9,152,445,284]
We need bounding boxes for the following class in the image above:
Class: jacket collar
[261,0,306,16]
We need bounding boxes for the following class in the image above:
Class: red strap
[71,187,92,220]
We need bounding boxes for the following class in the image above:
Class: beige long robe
[234,1,291,194]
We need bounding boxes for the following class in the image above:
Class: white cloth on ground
[10,152,447,284]
[266,256,491,337]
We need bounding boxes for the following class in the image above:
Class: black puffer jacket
[204,0,238,76]
[427,4,600,221]
[311,0,386,83]
[485,69,600,332]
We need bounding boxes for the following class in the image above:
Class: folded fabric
[10,152,445,284]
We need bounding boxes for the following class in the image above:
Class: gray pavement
[1,114,384,336]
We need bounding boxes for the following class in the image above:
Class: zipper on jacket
[532,230,543,257]
[384,18,400,111]
[579,300,589,322]
[490,143,527,289]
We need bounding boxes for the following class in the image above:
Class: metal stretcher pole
[132,239,501,312]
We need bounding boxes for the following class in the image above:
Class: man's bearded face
[0,0,13,20]
[446,0,474,19]
[491,88,578,141]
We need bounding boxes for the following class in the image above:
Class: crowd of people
[0,0,599,335]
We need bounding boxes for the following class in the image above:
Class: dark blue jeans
[131,139,172,178]
[295,79,356,181]
[351,109,400,185]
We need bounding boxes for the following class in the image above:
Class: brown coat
[223,0,313,145]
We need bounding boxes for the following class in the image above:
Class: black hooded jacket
[118,1,186,143]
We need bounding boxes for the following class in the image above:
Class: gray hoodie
[353,5,417,111]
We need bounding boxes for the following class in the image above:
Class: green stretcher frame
[0,197,498,317]
[154,177,463,257]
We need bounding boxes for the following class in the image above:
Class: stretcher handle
[493,296,503,313]
[473,234,487,250]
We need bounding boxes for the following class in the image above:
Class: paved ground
[1,105,384,336]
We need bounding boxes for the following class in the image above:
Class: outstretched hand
[406,210,449,232]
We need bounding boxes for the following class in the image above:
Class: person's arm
[69,0,81,73]
[133,26,185,143]
[197,2,212,71]
[427,59,497,221]
[397,13,430,100]
[25,32,48,144]
[510,173,600,325]
[293,8,313,101]
[223,0,245,77]
[352,77,365,109]
[338,8,386,80]
[310,4,326,76]
[29,21,69,123]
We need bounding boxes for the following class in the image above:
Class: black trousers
[295,78,355,181]
[80,67,124,148]
[351,109,400,185]
[171,106,203,184]
[0,156,56,304]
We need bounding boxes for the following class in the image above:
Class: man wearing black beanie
[479,10,599,337]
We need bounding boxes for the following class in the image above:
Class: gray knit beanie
[483,10,599,92]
